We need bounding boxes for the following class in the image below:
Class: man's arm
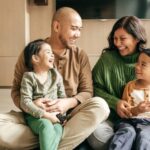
[74,49,93,103]
[46,49,93,113]
[11,51,27,109]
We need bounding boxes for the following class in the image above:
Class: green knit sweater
[92,50,140,122]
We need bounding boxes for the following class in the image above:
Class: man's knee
[0,112,38,149]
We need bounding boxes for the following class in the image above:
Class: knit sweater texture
[92,49,140,122]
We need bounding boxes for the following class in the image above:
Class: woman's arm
[92,52,120,110]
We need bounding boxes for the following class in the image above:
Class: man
[0,7,110,150]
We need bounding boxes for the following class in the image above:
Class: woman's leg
[87,120,114,150]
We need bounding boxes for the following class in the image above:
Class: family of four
[0,6,150,150]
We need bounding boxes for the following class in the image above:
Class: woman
[88,16,147,150]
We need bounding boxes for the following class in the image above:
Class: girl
[20,39,66,150]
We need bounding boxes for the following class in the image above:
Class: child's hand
[137,101,150,113]
[43,111,60,123]
[131,101,150,116]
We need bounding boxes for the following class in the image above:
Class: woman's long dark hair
[108,16,147,51]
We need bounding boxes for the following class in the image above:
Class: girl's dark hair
[24,39,46,70]
[108,16,147,51]
[140,48,150,57]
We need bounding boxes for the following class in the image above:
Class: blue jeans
[108,118,150,150]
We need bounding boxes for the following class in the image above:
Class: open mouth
[118,47,126,51]
[49,59,54,64]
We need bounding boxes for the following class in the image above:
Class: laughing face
[37,43,54,70]
[58,13,82,49]
[135,53,150,83]
[114,28,139,56]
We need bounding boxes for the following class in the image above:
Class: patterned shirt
[20,69,66,118]
[122,80,150,118]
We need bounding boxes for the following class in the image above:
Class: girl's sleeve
[20,72,45,118]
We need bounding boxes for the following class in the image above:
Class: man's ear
[53,20,60,32]
[32,55,39,63]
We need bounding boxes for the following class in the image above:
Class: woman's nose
[115,39,121,47]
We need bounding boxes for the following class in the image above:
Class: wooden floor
[0,89,19,113]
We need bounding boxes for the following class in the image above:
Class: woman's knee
[91,97,110,119]
[87,121,114,150]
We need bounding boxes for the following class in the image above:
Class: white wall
[0,0,30,86]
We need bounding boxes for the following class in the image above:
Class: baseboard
[0,86,12,89]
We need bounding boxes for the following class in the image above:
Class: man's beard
[59,34,74,49]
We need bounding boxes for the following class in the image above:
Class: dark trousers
[108,118,150,150]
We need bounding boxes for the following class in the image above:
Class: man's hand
[117,100,132,118]
[33,98,50,110]
[46,98,78,114]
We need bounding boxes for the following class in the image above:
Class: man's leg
[58,97,110,150]
[87,120,114,150]
[0,110,38,150]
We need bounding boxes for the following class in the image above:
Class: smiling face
[114,28,139,56]
[58,13,82,49]
[35,43,54,70]
[135,53,150,83]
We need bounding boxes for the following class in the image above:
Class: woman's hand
[117,100,132,118]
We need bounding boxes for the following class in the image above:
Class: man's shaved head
[50,7,82,50]
[52,7,81,23]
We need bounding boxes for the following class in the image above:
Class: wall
[29,0,150,67]
[78,19,150,67]
[0,0,30,86]
[0,0,150,86]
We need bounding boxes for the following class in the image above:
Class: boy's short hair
[140,48,150,57]
[24,39,46,70]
